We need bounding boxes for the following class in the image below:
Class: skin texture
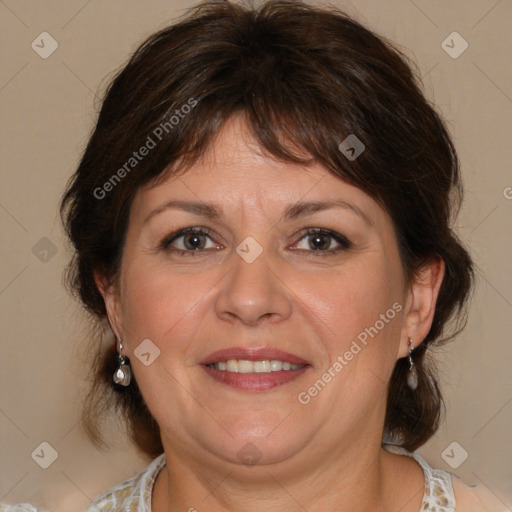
[96,115,450,511]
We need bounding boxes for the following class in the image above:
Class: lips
[199,347,311,391]
[199,347,310,366]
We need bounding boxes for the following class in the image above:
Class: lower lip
[201,365,310,391]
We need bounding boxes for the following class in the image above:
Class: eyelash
[159,227,218,256]
[294,228,352,255]
[159,227,352,257]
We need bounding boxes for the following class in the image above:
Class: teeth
[226,360,239,372]
[208,359,305,373]
[270,360,283,371]
[254,360,271,373]
[238,360,253,373]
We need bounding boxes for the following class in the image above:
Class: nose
[214,249,293,326]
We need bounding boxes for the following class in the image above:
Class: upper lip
[199,347,310,366]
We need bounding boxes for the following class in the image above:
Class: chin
[195,422,313,468]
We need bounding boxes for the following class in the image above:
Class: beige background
[0,0,511,510]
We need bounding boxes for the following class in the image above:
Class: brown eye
[308,233,332,250]
[295,228,351,253]
[161,227,220,253]
[183,231,207,250]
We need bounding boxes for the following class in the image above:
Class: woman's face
[102,115,437,471]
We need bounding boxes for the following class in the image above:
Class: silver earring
[406,338,418,390]
[113,339,131,386]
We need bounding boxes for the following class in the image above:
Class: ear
[398,256,445,358]
[94,270,123,341]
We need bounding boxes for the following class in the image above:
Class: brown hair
[60,0,473,457]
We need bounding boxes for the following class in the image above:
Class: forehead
[131,115,384,225]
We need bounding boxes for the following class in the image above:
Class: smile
[206,359,306,373]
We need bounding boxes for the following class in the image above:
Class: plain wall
[1,1,511,510]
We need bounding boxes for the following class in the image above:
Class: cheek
[298,257,401,346]
[119,259,219,349]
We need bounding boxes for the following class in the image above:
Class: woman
[58,1,503,510]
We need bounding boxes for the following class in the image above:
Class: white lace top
[385,444,457,511]
[85,445,456,511]
[0,445,457,512]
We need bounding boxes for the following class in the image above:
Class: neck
[152,434,416,512]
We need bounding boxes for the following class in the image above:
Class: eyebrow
[284,200,372,226]
[143,199,372,226]
[143,201,222,225]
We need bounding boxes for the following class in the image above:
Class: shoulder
[452,477,509,512]
[86,453,166,512]
[0,506,43,512]
[86,475,141,511]
[382,444,508,512]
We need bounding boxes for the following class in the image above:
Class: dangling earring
[113,339,131,386]
[406,338,418,390]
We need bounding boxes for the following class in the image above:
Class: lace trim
[0,506,49,512]
[81,446,455,511]
[85,453,166,512]
[384,444,456,511]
